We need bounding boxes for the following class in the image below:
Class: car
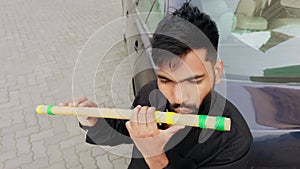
[122,0,300,168]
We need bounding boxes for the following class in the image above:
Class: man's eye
[188,80,202,84]
[160,79,172,84]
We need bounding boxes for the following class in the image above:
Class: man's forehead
[157,49,209,73]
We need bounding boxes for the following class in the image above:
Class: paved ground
[0,0,134,168]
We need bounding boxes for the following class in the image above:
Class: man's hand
[59,97,98,127]
[125,105,184,168]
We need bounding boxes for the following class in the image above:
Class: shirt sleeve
[164,118,253,169]
[163,139,252,169]
[80,118,132,146]
[163,151,198,169]
[79,80,158,146]
[197,141,252,169]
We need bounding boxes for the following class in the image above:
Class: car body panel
[122,0,300,168]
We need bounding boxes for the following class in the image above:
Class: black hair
[152,3,219,68]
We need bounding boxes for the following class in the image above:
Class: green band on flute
[47,105,54,115]
[199,115,207,128]
[166,112,174,124]
[215,116,225,131]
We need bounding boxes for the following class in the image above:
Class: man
[61,3,252,169]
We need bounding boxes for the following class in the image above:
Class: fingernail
[149,107,156,112]
[134,105,141,110]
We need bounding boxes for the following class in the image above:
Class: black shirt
[81,80,253,169]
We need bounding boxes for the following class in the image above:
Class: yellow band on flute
[155,111,159,123]
[36,105,43,114]
[165,112,175,124]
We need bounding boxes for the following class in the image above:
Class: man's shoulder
[215,92,247,122]
[132,80,158,107]
[214,92,252,138]
[137,80,158,94]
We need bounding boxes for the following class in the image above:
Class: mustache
[169,103,198,113]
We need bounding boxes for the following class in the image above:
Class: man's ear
[214,60,224,84]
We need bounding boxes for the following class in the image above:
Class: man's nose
[172,84,188,104]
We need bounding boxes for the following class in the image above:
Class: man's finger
[58,103,68,106]
[77,115,98,127]
[131,105,141,123]
[138,106,148,125]
[73,97,87,106]
[125,121,133,133]
[77,116,89,120]
[78,100,97,107]
[165,125,185,135]
[146,107,157,127]
[158,125,185,144]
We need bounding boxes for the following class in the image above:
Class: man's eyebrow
[157,74,205,82]
[157,75,173,81]
[179,74,205,82]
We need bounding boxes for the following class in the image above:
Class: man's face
[157,48,223,114]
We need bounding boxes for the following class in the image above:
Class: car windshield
[133,0,300,130]
[186,0,300,83]
[139,0,300,82]
[131,0,300,130]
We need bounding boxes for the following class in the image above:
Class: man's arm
[162,146,251,169]
[162,121,252,169]
[81,80,158,145]
[125,106,184,169]
[81,118,132,146]
[60,97,132,146]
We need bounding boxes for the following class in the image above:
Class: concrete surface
[0,0,134,168]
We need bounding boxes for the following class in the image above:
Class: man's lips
[174,108,193,114]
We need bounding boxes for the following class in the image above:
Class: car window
[190,0,300,82]
[131,0,300,129]
[163,0,300,129]
[189,0,300,129]
[136,0,165,33]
